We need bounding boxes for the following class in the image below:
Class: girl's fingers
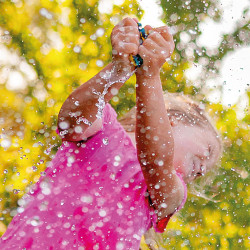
[159,29,175,53]
[113,32,140,46]
[112,26,139,36]
[138,45,157,61]
[154,26,173,43]
[146,32,167,48]
[118,17,138,28]
[138,36,172,64]
[145,29,174,56]
[114,43,138,56]
[132,17,139,23]
[112,26,140,43]
[142,37,161,52]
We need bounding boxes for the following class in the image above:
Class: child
[0,18,222,249]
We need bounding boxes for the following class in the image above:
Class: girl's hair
[119,92,223,250]
[119,92,221,145]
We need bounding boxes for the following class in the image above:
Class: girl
[0,18,222,249]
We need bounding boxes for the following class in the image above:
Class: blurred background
[0,0,249,249]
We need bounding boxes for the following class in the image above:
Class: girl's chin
[175,169,193,184]
[174,165,184,175]
[174,165,190,183]
[175,169,185,179]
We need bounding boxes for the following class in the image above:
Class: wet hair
[119,92,221,146]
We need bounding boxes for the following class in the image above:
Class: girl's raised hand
[111,17,140,71]
[136,26,175,77]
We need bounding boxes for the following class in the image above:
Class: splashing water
[93,66,136,119]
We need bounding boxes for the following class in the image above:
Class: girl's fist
[137,26,175,76]
[111,17,140,64]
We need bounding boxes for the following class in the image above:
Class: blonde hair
[119,92,220,142]
[119,92,223,250]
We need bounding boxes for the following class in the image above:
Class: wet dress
[0,104,186,249]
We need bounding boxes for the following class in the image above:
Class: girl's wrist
[135,66,161,79]
[112,58,135,77]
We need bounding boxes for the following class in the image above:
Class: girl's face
[172,123,221,183]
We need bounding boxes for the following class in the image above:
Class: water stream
[93,66,136,119]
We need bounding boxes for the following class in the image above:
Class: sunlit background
[85,0,250,116]
[0,0,249,249]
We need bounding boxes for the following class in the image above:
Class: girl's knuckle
[152,32,160,38]
[123,17,133,26]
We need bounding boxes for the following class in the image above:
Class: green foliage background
[0,0,249,249]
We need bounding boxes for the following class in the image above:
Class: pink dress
[0,104,187,249]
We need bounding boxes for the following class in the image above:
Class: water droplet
[96,60,104,67]
[39,8,53,19]
[1,139,11,148]
[113,161,119,167]
[73,45,81,53]
[63,222,71,228]
[96,28,104,37]
[81,195,93,203]
[116,242,125,250]
[3,169,8,174]
[44,148,51,155]
[99,209,106,217]
[102,138,109,145]
[57,212,63,218]
[13,189,20,194]
[40,171,46,176]
[80,18,85,23]
[188,29,197,35]
[32,166,38,172]
[59,121,69,130]
[30,216,40,226]
[153,136,159,141]
[40,180,51,195]
[236,139,242,146]
[67,156,75,164]
[115,155,121,161]
[160,203,167,208]
[158,160,164,166]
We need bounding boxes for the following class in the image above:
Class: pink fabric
[0,103,187,249]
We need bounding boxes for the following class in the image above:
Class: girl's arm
[58,18,139,141]
[135,27,185,220]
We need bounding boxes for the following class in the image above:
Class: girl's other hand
[111,17,140,72]
[136,25,175,77]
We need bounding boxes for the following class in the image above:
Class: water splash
[102,137,109,145]
[93,66,136,119]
